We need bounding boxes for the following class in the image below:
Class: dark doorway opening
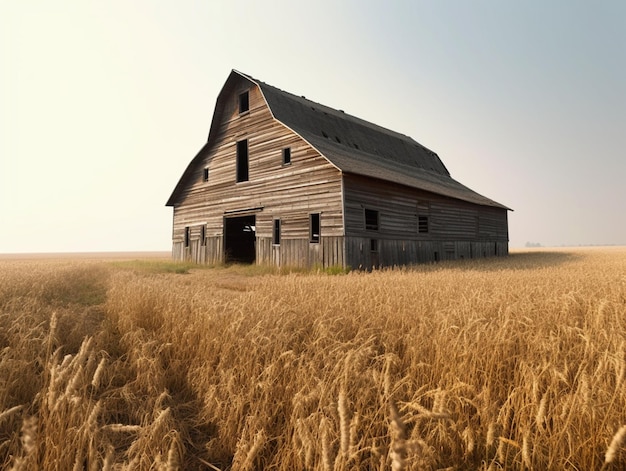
[224,215,256,263]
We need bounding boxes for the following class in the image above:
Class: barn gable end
[167,71,345,266]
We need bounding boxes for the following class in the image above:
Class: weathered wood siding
[343,174,508,269]
[171,75,344,267]
[256,236,345,268]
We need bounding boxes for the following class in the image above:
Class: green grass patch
[111,260,351,276]
[320,264,351,275]
[109,259,211,274]
[225,263,351,276]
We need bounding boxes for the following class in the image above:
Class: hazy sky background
[1,0,625,253]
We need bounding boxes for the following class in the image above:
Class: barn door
[224,215,256,263]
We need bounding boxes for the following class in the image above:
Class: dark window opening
[434,251,439,262]
[236,140,249,182]
[370,239,378,252]
[224,215,256,264]
[273,219,281,245]
[282,147,291,165]
[418,216,429,233]
[200,225,206,246]
[203,167,209,182]
[184,227,190,247]
[310,213,320,243]
[239,91,249,114]
[364,209,379,231]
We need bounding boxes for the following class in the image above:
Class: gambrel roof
[167,70,510,210]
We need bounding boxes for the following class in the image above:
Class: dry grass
[1,248,625,470]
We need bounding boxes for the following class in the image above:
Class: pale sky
[1,1,625,253]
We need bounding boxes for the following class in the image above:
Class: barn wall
[343,174,509,269]
[172,236,224,265]
[171,75,344,266]
[256,236,344,268]
[344,239,509,270]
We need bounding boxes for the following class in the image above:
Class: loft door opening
[224,215,256,263]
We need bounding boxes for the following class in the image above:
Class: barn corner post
[166,70,510,269]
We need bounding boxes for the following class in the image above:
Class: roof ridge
[252,76,420,142]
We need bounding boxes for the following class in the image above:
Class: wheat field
[0,248,625,470]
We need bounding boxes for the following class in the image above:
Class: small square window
[273,219,281,245]
[310,213,320,243]
[239,91,249,114]
[282,147,291,165]
[203,168,209,182]
[370,239,378,252]
[364,209,379,231]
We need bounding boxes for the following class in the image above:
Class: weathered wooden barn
[166,70,511,269]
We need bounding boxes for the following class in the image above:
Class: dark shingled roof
[238,71,510,210]
[167,70,510,210]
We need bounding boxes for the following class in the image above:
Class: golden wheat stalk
[338,389,350,457]
[102,446,114,471]
[11,416,38,471]
[462,426,475,456]
[87,400,101,429]
[486,422,499,448]
[0,405,23,424]
[320,417,333,471]
[535,393,547,429]
[166,433,183,471]
[349,412,360,459]
[605,424,626,464]
[102,424,143,433]
[91,358,106,389]
[388,400,406,471]
[239,429,266,471]
[521,432,531,468]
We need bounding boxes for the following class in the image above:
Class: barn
[166,70,511,269]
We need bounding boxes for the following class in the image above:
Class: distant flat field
[0,251,171,261]
[1,245,623,261]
